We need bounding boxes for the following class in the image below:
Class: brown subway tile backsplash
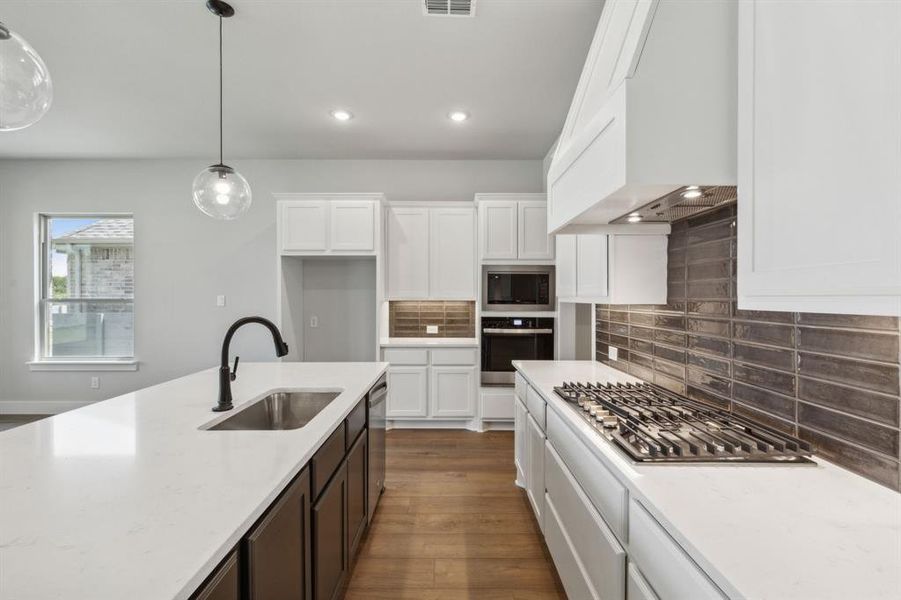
[595,203,901,491]
[389,301,475,338]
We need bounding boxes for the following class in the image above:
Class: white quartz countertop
[0,362,388,600]
[380,337,479,347]
[513,360,901,600]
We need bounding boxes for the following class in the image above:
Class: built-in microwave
[481,265,555,312]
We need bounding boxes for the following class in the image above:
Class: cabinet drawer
[544,494,601,600]
[481,389,514,420]
[345,398,366,450]
[545,443,625,600]
[628,562,660,600]
[628,499,726,600]
[525,385,546,431]
[382,348,429,365]
[430,347,478,365]
[311,423,346,499]
[546,408,627,539]
[514,371,528,402]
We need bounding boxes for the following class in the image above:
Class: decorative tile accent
[595,204,901,491]
[389,301,475,338]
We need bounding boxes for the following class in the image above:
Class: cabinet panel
[514,396,529,488]
[280,201,329,252]
[481,389,515,420]
[382,348,429,366]
[429,366,476,418]
[525,385,546,432]
[346,431,368,558]
[386,366,428,418]
[544,495,600,600]
[480,201,518,260]
[312,423,346,499]
[556,235,578,299]
[518,200,554,260]
[312,463,348,600]
[526,412,545,530]
[429,348,478,366]
[628,562,661,600]
[430,207,476,299]
[576,235,609,298]
[387,207,430,299]
[629,499,726,600]
[246,468,312,600]
[737,0,901,315]
[193,551,239,600]
[330,201,374,251]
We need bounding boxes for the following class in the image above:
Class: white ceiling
[0,0,603,160]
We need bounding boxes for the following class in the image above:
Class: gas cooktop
[554,381,814,464]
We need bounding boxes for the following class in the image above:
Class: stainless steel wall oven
[481,317,554,385]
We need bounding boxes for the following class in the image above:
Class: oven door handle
[482,328,554,335]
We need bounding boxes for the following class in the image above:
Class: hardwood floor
[345,429,566,600]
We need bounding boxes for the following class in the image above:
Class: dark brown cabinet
[193,551,240,600]
[245,467,312,599]
[312,462,348,600]
[346,430,368,557]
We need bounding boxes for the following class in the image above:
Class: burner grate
[554,382,814,464]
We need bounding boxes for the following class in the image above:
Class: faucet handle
[230,356,240,381]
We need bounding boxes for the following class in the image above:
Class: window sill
[27,360,139,372]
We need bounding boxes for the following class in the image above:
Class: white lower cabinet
[525,412,545,532]
[386,366,428,417]
[429,366,477,418]
[627,562,660,600]
[629,499,726,600]
[513,396,529,488]
[544,495,600,600]
[480,388,515,421]
[384,347,477,420]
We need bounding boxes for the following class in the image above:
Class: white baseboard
[386,418,514,433]
[0,400,95,415]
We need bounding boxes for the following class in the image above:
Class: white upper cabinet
[276,194,382,256]
[547,0,737,232]
[556,234,666,305]
[737,0,901,316]
[430,207,476,299]
[477,194,554,262]
[386,204,477,300]
[386,207,430,299]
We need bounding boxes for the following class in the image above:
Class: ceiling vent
[424,0,476,17]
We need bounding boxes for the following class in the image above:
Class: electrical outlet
[608,346,619,361]
[426,325,439,335]
[90,376,100,389]
[216,295,226,307]
[310,315,319,328]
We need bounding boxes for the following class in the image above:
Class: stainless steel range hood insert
[610,185,737,224]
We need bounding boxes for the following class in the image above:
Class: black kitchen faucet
[215,316,289,412]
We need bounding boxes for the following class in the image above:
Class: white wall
[0,159,542,410]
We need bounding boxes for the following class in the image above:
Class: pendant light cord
[218,15,224,166]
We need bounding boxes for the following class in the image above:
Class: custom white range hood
[547,0,737,233]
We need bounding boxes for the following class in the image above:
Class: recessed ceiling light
[449,111,469,122]
[627,215,643,223]
[331,109,353,122]
[629,212,641,217]
[686,185,700,190]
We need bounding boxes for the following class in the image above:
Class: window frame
[31,213,138,370]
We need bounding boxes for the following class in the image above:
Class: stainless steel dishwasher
[367,374,387,522]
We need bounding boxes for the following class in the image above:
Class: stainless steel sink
[208,390,342,431]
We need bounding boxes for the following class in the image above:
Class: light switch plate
[426,325,439,335]
[310,316,319,328]
[609,346,618,361]
[216,295,226,307]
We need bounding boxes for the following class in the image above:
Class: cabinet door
[346,430,368,558]
[386,366,428,418]
[246,468,312,600]
[387,207,430,299]
[193,551,239,600]
[479,201,518,260]
[518,200,554,260]
[330,201,375,252]
[514,396,529,489]
[312,463,348,600]
[429,366,476,418]
[576,235,609,298]
[526,412,545,530]
[737,0,901,316]
[280,201,329,253]
[430,207,476,299]
[556,235,578,299]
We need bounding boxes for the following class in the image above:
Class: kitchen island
[0,361,387,600]
[514,360,901,600]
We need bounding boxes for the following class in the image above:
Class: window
[36,215,134,364]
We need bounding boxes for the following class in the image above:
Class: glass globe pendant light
[0,20,53,131]
[192,0,251,220]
